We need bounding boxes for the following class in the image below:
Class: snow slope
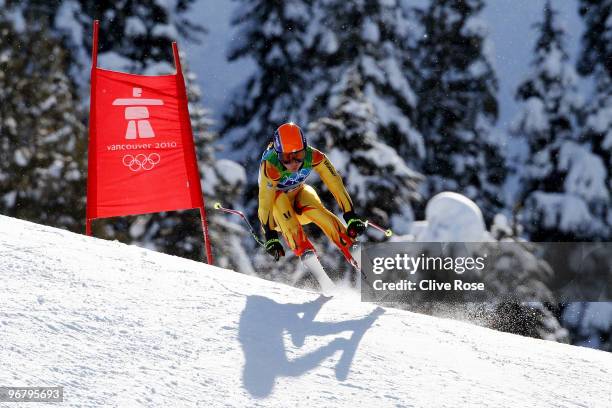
[1,215,610,407]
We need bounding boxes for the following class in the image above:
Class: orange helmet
[273,122,307,154]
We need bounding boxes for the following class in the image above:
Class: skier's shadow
[238,294,384,398]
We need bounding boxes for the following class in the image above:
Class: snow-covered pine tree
[221,0,316,172]
[5,0,202,89]
[308,69,421,236]
[307,70,422,279]
[312,0,424,164]
[512,1,609,241]
[575,0,612,238]
[558,0,612,354]
[0,9,87,232]
[51,0,203,83]
[414,0,505,224]
[301,0,425,232]
[577,0,612,81]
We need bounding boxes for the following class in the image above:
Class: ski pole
[365,220,393,237]
[213,202,265,247]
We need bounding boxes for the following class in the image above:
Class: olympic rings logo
[122,153,161,171]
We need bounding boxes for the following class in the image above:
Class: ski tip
[320,292,335,299]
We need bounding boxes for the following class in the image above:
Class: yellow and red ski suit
[258,145,355,261]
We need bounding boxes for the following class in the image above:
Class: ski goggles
[279,149,306,165]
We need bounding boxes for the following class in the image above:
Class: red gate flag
[86,20,213,264]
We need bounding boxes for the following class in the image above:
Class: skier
[258,122,366,291]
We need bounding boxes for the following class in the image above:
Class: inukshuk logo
[112,87,163,139]
[113,87,164,171]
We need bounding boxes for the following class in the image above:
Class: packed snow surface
[1,215,611,407]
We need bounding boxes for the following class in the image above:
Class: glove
[264,230,285,261]
[265,238,285,261]
[343,211,366,238]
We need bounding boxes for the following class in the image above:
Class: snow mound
[1,215,610,407]
[410,191,490,242]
